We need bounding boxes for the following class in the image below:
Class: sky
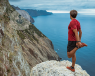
[9,0,95,14]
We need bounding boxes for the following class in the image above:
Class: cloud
[9,0,95,11]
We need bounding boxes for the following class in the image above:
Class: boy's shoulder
[70,19,80,24]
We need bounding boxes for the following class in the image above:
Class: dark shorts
[67,41,77,52]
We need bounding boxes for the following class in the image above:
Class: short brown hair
[70,10,78,18]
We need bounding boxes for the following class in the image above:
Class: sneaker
[66,66,75,72]
[81,42,87,47]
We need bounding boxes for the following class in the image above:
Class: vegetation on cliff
[17,23,46,43]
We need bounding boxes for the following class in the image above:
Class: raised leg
[67,47,78,58]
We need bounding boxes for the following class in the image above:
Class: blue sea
[33,13,95,76]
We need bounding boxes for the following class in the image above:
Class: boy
[66,10,87,72]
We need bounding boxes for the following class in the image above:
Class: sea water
[33,13,95,76]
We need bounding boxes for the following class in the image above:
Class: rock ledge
[30,60,90,76]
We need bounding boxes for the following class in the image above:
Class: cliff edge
[30,60,90,76]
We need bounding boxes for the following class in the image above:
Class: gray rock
[11,5,34,23]
[16,10,34,23]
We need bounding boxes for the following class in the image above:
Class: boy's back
[68,19,81,41]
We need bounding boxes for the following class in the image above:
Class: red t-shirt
[68,19,81,41]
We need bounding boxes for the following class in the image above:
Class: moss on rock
[17,30,25,39]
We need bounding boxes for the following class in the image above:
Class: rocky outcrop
[16,10,34,23]
[21,9,53,17]
[0,0,60,76]
[11,5,34,23]
[30,60,90,76]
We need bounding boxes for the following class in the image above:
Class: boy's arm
[73,29,82,47]
[70,21,82,47]
[73,29,80,41]
[79,29,82,41]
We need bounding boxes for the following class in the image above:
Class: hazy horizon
[9,0,95,15]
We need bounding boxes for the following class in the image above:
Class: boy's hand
[76,42,82,48]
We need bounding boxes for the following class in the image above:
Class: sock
[71,66,74,69]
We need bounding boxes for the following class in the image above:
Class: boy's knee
[67,52,72,58]
[68,55,72,58]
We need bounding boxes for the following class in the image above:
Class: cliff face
[30,60,90,76]
[0,0,60,76]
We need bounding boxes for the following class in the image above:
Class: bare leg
[67,47,78,58]
[72,54,76,67]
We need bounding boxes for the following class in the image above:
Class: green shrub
[17,31,25,39]
[25,29,31,35]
